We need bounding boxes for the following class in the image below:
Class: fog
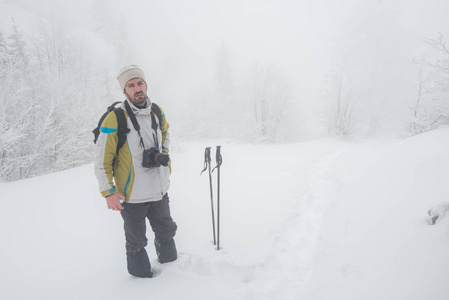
[1,0,448,166]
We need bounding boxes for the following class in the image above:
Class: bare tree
[247,64,292,142]
[322,65,358,137]
[421,33,449,87]
[215,41,233,95]
[407,34,449,136]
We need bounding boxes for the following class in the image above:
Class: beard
[125,91,148,108]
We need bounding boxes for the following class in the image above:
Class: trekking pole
[212,146,222,250]
[200,147,216,246]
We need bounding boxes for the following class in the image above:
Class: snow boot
[155,238,177,263]
[126,248,153,278]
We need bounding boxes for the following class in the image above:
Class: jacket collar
[125,98,152,116]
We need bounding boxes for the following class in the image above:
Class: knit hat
[117,65,146,91]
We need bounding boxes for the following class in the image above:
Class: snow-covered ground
[1,128,449,300]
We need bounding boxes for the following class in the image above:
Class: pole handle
[212,146,222,173]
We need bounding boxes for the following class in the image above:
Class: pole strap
[200,147,212,176]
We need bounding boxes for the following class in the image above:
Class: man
[94,65,177,278]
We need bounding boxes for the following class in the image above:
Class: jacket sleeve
[157,106,172,174]
[159,106,170,153]
[94,111,119,197]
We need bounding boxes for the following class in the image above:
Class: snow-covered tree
[0,17,115,181]
[0,31,8,67]
[7,19,28,67]
[0,21,37,180]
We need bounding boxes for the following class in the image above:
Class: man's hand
[156,153,170,167]
[106,193,125,211]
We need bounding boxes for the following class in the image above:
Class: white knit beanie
[117,65,146,91]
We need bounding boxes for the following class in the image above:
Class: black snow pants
[120,193,177,278]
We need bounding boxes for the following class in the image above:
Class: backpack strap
[114,108,129,155]
[93,101,122,144]
[151,103,163,130]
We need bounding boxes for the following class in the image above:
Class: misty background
[1,0,448,181]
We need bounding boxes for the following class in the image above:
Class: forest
[0,0,448,181]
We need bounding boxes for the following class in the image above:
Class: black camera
[142,148,169,168]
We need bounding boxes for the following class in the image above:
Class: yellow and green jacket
[94,99,171,203]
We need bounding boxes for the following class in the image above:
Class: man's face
[124,78,148,107]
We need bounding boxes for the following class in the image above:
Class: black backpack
[93,101,163,156]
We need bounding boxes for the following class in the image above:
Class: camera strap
[124,100,146,149]
[150,113,159,148]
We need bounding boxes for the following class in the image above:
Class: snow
[1,129,449,300]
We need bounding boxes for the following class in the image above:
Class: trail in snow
[0,139,343,300]
[168,140,347,300]
[302,129,449,300]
